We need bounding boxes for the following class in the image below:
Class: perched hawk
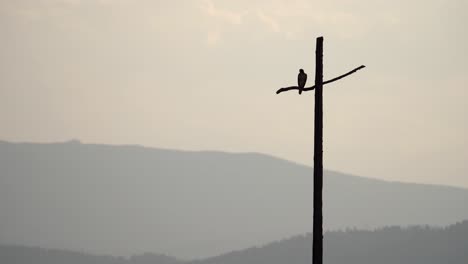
[298,69,307,94]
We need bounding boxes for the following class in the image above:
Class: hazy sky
[1,0,467,187]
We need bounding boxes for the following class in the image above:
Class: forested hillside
[2,221,467,264]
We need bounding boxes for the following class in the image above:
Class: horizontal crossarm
[276,65,365,94]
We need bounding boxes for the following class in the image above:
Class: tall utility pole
[313,36,324,264]
[276,36,365,264]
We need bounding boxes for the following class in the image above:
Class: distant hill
[0,245,180,264]
[1,140,468,258]
[1,221,467,264]
[191,220,468,264]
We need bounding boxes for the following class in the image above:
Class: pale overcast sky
[1,0,467,187]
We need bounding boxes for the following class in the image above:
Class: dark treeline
[1,220,467,264]
[193,220,468,264]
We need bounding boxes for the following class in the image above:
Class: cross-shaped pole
[276,36,365,264]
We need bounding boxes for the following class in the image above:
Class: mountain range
[1,140,467,258]
[2,220,467,264]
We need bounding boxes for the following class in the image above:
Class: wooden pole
[275,36,365,264]
[312,36,323,264]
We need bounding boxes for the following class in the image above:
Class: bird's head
[299,69,304,73]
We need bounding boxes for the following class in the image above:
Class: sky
[1,0,467,188]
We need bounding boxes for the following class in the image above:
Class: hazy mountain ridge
[190,220,468,264]
[1,220,467,264]
[0,245,180,264]
[1,140,468,258]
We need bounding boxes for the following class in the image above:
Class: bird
[298,69,307,94]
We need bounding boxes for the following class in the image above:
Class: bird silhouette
[298,69,307,94]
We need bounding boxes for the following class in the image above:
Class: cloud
[199,0,249,46]
[201,0,248,25]
[256,11,280,33]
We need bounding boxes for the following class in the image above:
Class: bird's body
[298,69,307,94]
